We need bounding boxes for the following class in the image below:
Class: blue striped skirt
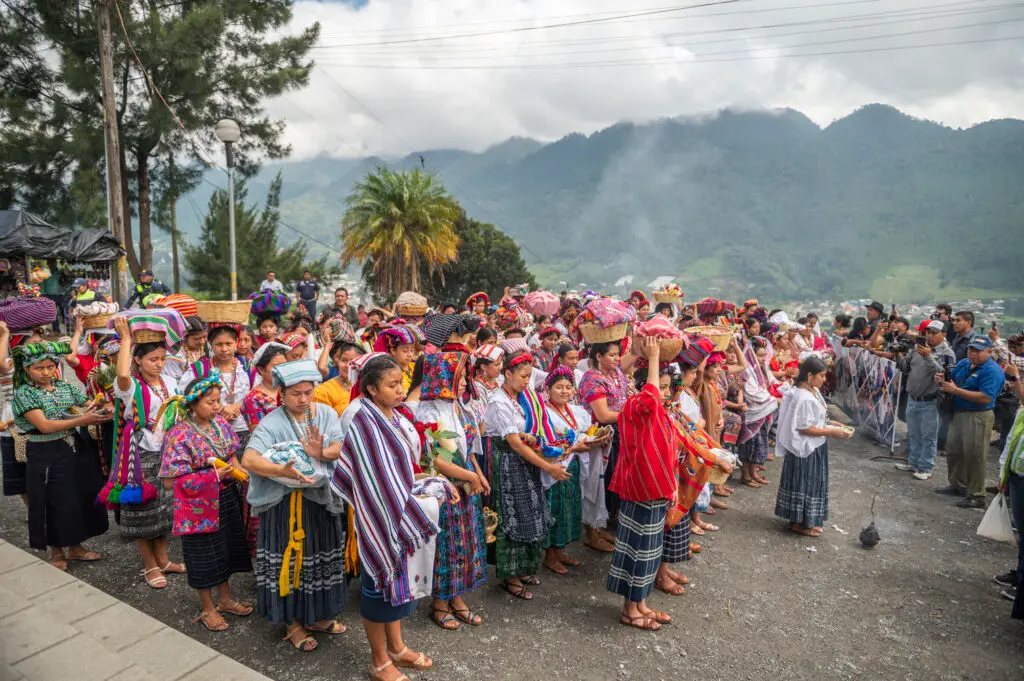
[774,443,830,528]
[661,513,691,564]
[606,500,667,602]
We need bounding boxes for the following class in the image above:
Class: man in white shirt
[260,271,284,292]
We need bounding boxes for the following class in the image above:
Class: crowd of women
[0,289,855,681]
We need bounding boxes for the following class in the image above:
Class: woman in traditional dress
[577,340,634,551]
[485,351,570,599]
[241,359,348,651]
[177,326,251,448]
[606,338,676,631]
[542,366,604,575]
[279,331,310,363]
[256,315,280,349]
[110,317,182,588]
[736,337,779,488]
[313,340,364,416]
[413,352,489,630]
[466,292,490,316]
[331,354,440,681]
[470,344,503,418]
[163,317,208,383]
[675,339,721,540]
[11,341,111,570]
[241,343,290,429]
[0,323,29,508]
[695,351,727,446]
[774,356,851,536]
[237,326,256,375]
[532,327,560,372]
[158,372,252,631]
[374,326,419,392]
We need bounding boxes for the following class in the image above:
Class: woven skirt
[738,425,770,465]
[488,443,543,580]
[433,489,487,600]
[255,494,347,627]
[180,482,252,589]
[26,437,109,551]
[661,513,691,564]
[118,453,172,540]
[606,500,667,602]
[1,436,26,497]
[544,458,582,549]
[774,443,830,528]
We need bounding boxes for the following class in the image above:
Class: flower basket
[195,300,251,324]
[580,322,628,344]
[82,313,113,330]
[653,293,682,304]
[685,325,732,351]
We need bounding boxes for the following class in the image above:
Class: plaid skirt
[606,500,667,602]
[544,458,582,549]
[433,488,487,600]
[738,425,770,465]
[774,443,830,528]
[255,494,347,627]
[118,453,172,540]
[488,440,543,580]
[661,512,691,564]
[1,436,26,497]
[181,482,252,590]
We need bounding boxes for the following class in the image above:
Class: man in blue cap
[125,269,170,308]
[936,335,1005,508]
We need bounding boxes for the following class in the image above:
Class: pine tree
[183,173,332,299]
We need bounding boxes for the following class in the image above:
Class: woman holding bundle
[485,351,569,600]
[158,372,252,630]
[774,356,851,536]
[110,317,182,588]
[12,341,111,569]
[241,359,348,651]
[606,338,676,631]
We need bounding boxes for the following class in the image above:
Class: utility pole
[95,0,129,304]
[169,194,180,293]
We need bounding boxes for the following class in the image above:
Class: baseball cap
[967,336,993,351]
[140,269,153,277]
[72,277,87,288]
[924,320,945,333]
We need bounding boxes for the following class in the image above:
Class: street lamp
[214,119,240,301]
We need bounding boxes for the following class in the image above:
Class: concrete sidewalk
[0,539,273,681]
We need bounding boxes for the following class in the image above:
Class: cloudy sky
[269,0,1024,159]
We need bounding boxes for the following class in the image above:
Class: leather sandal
[369,660,409,681]
[388,646,433,671]
[141,567,167,589]
[620,613,660,631]
[193,611,229,632]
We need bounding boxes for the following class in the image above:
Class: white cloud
[268,0,1024,159]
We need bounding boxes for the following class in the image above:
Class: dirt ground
[2,409,1022,681]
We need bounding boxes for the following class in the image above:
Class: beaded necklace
[284,405,314,441]
[549,402,577,432]
[187,417,229,461]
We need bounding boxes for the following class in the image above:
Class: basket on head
[685,325,732,351]
[82,313,113,330]
[395,304,428,317]
[658,337,684,362]
[195,300,251,324]
[580,322,628,344]
[653,293,682,304]
[133,329,165,344]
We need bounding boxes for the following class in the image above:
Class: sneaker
[956,496,986,509]
[894,463,915,472]
[935,486,967,497]
[994,570,1018,588]
[912,471,932,480]
[1000,586,1017,602]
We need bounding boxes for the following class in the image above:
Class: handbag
[976,493,1016,545]
[171,469,221,536]
[721,410,742,445]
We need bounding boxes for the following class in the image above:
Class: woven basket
[82,313,112,330]
[580,322,628,344]
[658,337,684,362]
[653,293,681,304]
[133,329,165,344]
[685,325,733,351]
[195,300,251,324]
[394,304,428,317]
[708,467,731,485]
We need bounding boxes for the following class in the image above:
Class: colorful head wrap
[324,315,356,344]
[13,341,71,388]
[420,352,470,402]
[373,325,418,353]
[253,341,290,367]
[465,292,490,310]
[544,364,575,390]
[707,351,727,366]
[749,336,770,350]
[500,337,529,355]
[538,327,561,340]
[421,313,480,349]
[278,332,307,350]
[153,368,223,436]
[348,351,387,386]
[474,344,504,364]
[678,337,714,368]
[272,359,322,388]
[152,294,199,319]
[507,352,533,369]
[744,299,759,308]
[94,333,121,359]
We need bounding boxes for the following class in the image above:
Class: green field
[867,265,1023,304]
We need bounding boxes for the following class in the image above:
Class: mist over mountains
[173,104,1024,301]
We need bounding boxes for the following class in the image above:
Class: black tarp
[0,210,124,262]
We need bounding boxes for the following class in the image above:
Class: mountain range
[170,104,1024,302]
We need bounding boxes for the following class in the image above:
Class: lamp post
[214,119,240,300]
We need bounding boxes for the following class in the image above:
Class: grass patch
[868,265,1022,303]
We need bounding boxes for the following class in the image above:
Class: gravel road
[2,410,1022,681]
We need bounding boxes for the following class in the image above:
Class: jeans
[906,399,939,473]
[946,409,995,498]
[1009,473,1024,619]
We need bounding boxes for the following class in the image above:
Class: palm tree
[341,168,461,298]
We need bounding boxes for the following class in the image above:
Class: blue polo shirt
[951,357,1004,411]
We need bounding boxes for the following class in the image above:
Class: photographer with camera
[893,321,955,480]
[935,336,1005,508]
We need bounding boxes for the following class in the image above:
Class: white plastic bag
[977,493,1016,545]
[406,496,440,600]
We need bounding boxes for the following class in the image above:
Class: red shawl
[610,384,678,503]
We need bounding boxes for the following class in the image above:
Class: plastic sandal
[650,610,672,624]
[520,575,541,586]
[502,581,533,600]
[451,606,483,626]
[160,561,186,574]
[65,549,101,562]
[429,604,461,630]
[141,567,167,589]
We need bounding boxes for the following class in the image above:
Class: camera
[943,366,953,383]
[888,339,912,354]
